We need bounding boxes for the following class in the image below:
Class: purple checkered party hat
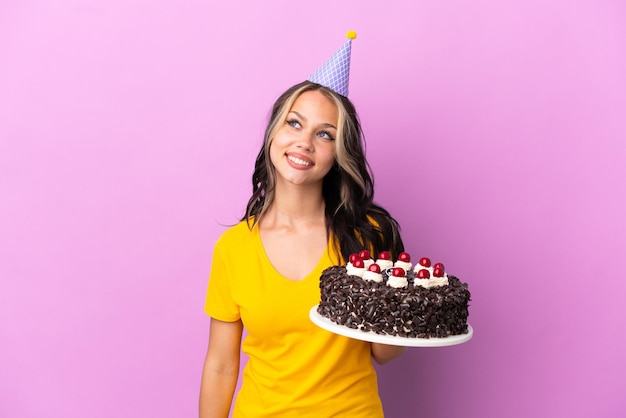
[308,30,356,97]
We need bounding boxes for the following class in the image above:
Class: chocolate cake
[317,251,471,338]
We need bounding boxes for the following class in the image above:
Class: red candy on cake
[378,251,391,260]
[359,250,371,260]
[352,258,364,268]
[349,253,362,264]
[433,262,445,270]
[398,252,411,262]
[368,263,381,273]
[391,267,406,277]
[417,269,430,279]
[418,257,431,268]
[433,267,445,277]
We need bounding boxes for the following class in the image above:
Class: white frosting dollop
[413,265,432,274]
[376,259,393,270]
[387,275,408,288]
[414,274,449,288]
[346,264,366,277]
[394,260,412,270]
[363,271,383,283]
[363,259,375,269]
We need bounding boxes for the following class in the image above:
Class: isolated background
[1,1,625,417]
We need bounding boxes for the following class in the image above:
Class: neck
[263,180,326,226]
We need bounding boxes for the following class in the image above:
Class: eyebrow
[289,111,337,130]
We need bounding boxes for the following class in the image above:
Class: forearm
[199,318,243,418]
[199,365,239,418]
[371,343,407,365]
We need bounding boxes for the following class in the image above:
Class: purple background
[1,1,625,417]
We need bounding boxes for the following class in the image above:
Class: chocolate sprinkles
[317,266,471,339]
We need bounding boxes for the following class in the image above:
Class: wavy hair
[243,81,404,262]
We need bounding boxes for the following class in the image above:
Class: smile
[287,155,312,167]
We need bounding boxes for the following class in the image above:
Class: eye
[286,119,301,129]
[318,130,335,141]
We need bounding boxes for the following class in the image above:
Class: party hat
[308,30,356,97]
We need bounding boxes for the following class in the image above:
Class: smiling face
[268,89,339,188]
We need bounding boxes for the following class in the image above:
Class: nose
[296,130,315,152]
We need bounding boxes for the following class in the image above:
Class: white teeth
[288,155,311,166]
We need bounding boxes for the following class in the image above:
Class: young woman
[199,80,406,417]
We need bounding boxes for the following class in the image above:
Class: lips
[286,153,313,168]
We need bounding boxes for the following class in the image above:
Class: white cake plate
[309,305,473,347]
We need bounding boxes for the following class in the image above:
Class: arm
[199,318,244,418]
[370,343,407,365]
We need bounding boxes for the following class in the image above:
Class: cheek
[324,143,337,162]
[269,130,289,152]
[319,146,337,171]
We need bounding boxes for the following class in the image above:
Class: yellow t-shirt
[205,221,384,417]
